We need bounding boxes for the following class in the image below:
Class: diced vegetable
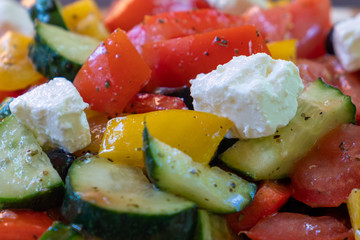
[62,155,197,240]
[0,31,43,91]
[29,0,67,29]
[104,0,210,32]
[39,222,85,240]
[0,209,53,240]
[28,22,99,81]
[0,115,64,210]
[73,29,151,117]
[143,126,257,213]
[243,212,354,240]
[348,189,360,240]
[99,110,233,167]
[62,0,109,40]
[267,39,297,61]
[226,181,291,232]
[142,25,270,90]
[291,124,360,207]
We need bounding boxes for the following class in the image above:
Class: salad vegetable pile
[0,0,359,239]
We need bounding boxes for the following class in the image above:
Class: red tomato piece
[127,9,245,53]
[296,58,338,88]
[291,124,360,208]
[104,0,211,32]
[226,181,291,233]
[287,0,331,59]
[243,6,292,42]
[73,29,151,117]
[0,209,52,240]
[124,93,188,114]
[338,72,360,124]
[243,212,354,240]
[142,25,270,91]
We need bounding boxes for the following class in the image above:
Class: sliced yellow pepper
[0,31,43,91]
[62,0,109,41]
[99,110,233,167]
[267,39,297,62]
[267,0,291,7]
[348,188,360,240]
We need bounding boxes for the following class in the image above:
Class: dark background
[60,0,360,7]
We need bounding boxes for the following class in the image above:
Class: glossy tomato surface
[244,212,354,240]
[291,124,360,208]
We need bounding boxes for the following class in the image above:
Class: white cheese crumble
[190,53,304,139]
[0,0,34,37]
[333,14,360,72]
[10,78,91,153]
[206,0,268,15]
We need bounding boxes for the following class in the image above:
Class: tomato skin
[142,25,270,90]
[104,0,210,32]
[291,124,360,208]
[127,9,244,52]
[287,0,331,59]
[0,209,53,240]
[244,6,292,42]
[338,72,360,124]
[243,212,354,240]
[73,29,151,117]
[124,93,187,114]
[226,181,291,233]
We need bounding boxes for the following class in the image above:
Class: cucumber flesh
[28,22,99,81]
[0,115,64,210]
[220,79,356,180]
[29,0,67,29]
[39,222,85,240]
[62,155,197,240]
[143,126,257,214]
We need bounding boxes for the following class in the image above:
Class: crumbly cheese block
[190,53,304,139]
[10,77,91,153]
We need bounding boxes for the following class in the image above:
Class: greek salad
[0,0,359,239]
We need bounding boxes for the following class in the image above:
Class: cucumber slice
[28,22,99,81]
[143,126,257,214]
[220,79,356,180]
[29,0,67,29]
[39,222,85,240]
[196,209,237,240]
[0,115,64,210]
[62,155,197,240]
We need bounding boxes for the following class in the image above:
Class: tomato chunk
[291,124,360,208]
[73,29,151,117]
[243,212,354,240]
[127,9,244,52]
[142,25,270,90]
[287,0,331,59]
[124,93,187,114]
[104,0,210,32]
[226,181,291,233]
[0,210,53,240]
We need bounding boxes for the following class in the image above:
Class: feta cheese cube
[10,78,91,153]
[333,14,360,72]
[190,53,304,139]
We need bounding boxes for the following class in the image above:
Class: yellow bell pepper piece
[62,0,109,41]
[99,110,233,167]
[348,188,360,240]
[0,31,43,91]
[267,0,291,7]
[267,39,297,62]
